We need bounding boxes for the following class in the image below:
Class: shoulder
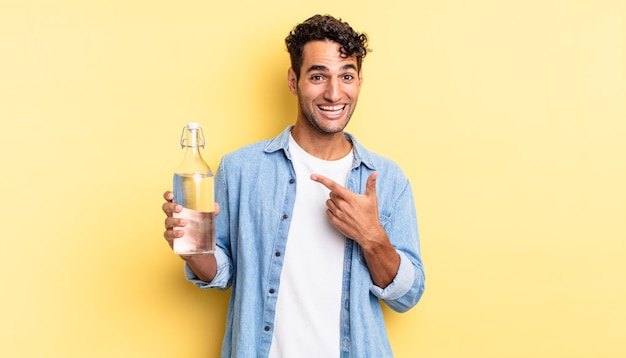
[349,133,406,179]
[351,138,411,197]
[370,151,405,174]
[369,153,410,198]
[221,126,292,166]
[223,140,269,161]
[219,138,289,177]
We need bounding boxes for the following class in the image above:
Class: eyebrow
[305,63,358,73]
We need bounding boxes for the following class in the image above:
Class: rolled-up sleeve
[184,247,232,290]
[369,250,414,300]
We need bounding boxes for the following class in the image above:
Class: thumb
[365,172,379,197]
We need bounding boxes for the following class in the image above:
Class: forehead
[301,40,358,69]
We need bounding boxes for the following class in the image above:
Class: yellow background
[1,0,624,357]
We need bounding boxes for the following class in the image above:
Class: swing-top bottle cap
[186,122,200,130]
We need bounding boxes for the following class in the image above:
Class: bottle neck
[182,128,204,163]
[176,127,212,175]
[182,128,203,150]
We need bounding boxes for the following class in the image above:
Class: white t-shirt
[269,134,353,358]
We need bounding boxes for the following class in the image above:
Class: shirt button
[275,251,281,257]
[289,178,295,184]
[282,214,289,219]
[341,337,350,351]
[264,326,270,331]
[269,288,275,294]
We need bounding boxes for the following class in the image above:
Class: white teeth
[319,105,345,111]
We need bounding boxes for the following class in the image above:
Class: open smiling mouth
[318,104,346,116]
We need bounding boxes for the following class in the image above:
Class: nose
[324,77,341,102]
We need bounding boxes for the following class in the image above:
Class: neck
[290,124,352,161]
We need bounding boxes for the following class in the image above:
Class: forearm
[181,254,218,282]
[360,230,401,288]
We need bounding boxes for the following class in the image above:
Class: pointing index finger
[310,174,341,191]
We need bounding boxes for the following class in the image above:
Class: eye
[343,74,355,81]
[310,74,324,82]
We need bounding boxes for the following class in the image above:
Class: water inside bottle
[173,173,214,212]
[172,173,215,254]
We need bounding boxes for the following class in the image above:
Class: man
[162,14,425,357]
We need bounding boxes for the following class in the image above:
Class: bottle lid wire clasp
[180,125,206,148]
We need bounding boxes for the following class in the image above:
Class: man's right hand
[161,191,220,282]
[162,191,185,250]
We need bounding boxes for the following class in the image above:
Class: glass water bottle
[172,122,215,255]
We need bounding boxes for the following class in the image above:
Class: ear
[287,67,298,95]
[358,69,364,88]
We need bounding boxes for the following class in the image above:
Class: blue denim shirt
[185,126,425,357]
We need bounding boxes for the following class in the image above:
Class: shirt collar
[264,126,376,171]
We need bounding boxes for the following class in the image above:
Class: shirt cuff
[370,250,415,300]
[183,247,232,289]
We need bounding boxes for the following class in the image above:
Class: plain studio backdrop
[1,0,624,357]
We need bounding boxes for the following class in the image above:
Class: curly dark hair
[285,14,371,80]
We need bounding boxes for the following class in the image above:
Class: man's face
[288,40,363,135]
